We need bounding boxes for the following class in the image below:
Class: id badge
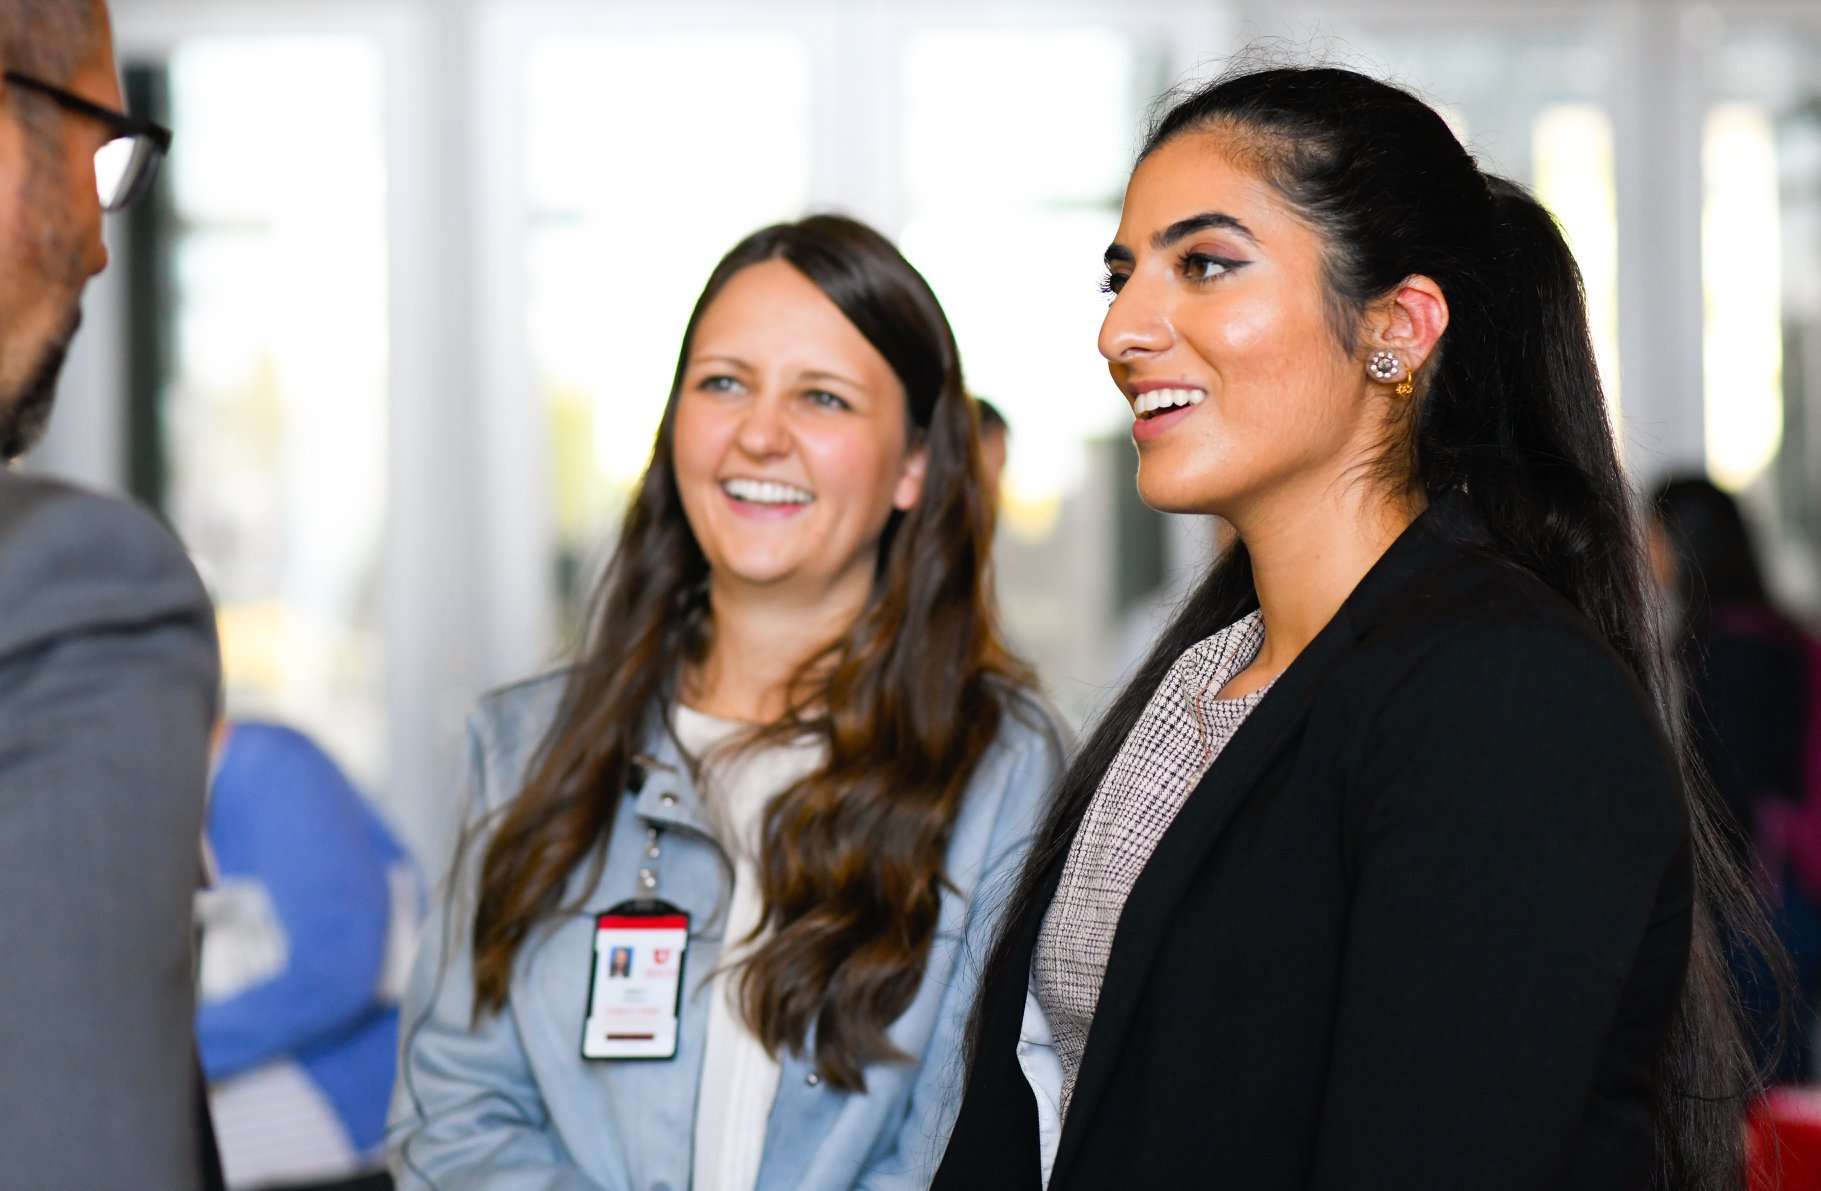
[581,899,689,1060]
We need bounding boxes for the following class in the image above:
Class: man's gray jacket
[0,469,219,1189]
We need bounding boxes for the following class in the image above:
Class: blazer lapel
[1050,508,1458,1185]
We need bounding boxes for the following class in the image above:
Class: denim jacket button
[805,1071,821,1086]
[658,792,677,807]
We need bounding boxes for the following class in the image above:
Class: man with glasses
[0,2,220,1188]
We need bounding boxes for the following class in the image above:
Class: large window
[1702,23,1821,607]
[898,26,1169,714]
[524,32,814,619]
[501,9,1645,718]
[500,5,1216,718]
[164,35,390,788]
[74,0,1814,864]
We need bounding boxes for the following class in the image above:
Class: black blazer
[935,506,1691,1191]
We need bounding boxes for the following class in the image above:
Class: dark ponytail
[975,64,1759,1189]
[1471,181,1760,1191]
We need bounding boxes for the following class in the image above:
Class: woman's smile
[1126,379,1208,443]
[717,475,816,519]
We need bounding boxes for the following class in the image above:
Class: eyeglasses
[4,71,173,212]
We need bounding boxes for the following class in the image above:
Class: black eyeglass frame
[4,70,173,209]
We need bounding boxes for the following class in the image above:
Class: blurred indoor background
[28,0,1821,875]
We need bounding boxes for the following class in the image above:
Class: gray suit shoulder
[0,470,214,662]
[0,470,215,1188]
[0,469,190,560]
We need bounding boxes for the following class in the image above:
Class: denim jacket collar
[629,712,714,840]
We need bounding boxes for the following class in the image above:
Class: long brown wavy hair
[471,214,1031,1090]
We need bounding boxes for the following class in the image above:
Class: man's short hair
[1,0,101,87]
[1,0,101,148]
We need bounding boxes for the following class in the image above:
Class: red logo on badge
[654,949,672,965]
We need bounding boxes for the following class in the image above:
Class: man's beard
[3,132,89,464]
[0,307,78,461]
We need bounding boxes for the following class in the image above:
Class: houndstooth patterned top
[1032,610,1273,1116]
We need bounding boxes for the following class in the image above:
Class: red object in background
[1750,1088,1821,1189]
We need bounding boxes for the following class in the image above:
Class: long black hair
[976,65,1757,1188]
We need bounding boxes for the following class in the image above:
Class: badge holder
[580,898,690,1060]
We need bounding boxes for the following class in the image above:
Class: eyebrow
[690,353,750,370]
[801,369,867,391]
[1103,210,1259,265]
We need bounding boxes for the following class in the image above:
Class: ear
[1365,274,1450,374]
[892,441,929,512]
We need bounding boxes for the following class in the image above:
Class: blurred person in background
[935,65,1758,1190]
[1651,476,1821,1085]
[198,721,420,1191]
[975,395,1008,500]
[390,214,1065,1191]
[0,2,221,1188]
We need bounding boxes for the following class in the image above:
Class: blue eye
[699,375,740,393]
[805,389,850,411]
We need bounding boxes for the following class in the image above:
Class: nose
[1097,274,1173,364]
[734,391,791,460]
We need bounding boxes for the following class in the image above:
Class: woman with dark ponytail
[934,66,1756,1190]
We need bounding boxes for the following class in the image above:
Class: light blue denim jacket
[389,670,1066,1191]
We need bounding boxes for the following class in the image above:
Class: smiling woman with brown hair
[390,214,1064,1191]
[934,67,1757,1191]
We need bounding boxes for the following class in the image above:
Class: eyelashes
[1098,252,1250,300]
[804,389,851,412]
[1185,252,1247,282]
[694,375,851,412]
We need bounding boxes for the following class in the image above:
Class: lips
[1131,387,1205,418]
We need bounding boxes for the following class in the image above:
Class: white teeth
[1133,387,1206,416]
[721,477,814,506]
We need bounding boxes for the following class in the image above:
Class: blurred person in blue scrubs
[199,722,420,1191]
